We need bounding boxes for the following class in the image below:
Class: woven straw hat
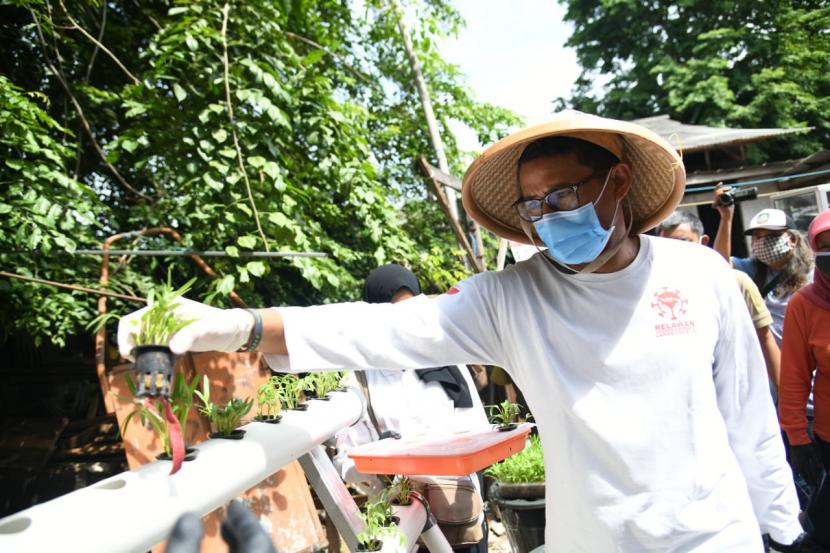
[462,111,686,244]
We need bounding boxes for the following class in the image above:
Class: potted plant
[488,399,522,431]
[485,434,545,553]
[119,370,201,473]
[254,379,282,423]
[195,375,253,439]
[306,371,343,401]
[389,476,413,507]
[130,274,197,398]
[274,374,311,411]
[357,491,405,552]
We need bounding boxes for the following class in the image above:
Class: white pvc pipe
[0,391,362,553]
[418,524,453,553]
[384,502,427,553]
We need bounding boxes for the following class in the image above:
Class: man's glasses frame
[512,168,610,223]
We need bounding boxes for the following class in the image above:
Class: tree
[0,0,518,345]
[557,1,830,160]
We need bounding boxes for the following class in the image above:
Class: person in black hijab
[363,264,473,409]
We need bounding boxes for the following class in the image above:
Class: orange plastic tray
[348,423,533,476]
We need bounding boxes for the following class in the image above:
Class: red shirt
[779,290,830,445]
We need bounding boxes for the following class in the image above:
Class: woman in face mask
[713,203,813,345]
[779,209,830,548]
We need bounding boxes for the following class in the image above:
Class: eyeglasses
[512,169,606,222]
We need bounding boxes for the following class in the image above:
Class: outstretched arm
[712,265,802,545]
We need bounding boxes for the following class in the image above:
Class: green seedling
[273,374,312,410]
[120,371,200,456]
[484,434,545,484]
[391,476,413,506]
[195,376,253,436]
[487,399,522,429]
[357,489,405,551]
[255,379,281,420]
[134,273,198,346]
[307,371,344,399]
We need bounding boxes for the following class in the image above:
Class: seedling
[195,376,253,438]
[485,434,544,484]
[307,371,344,400]
[273,374,312,410]
[131,274,197,398]
[255,379,282,422]
[487,400,522,431]
[390,476,413,506]
[357,490,405,552]
[120,371,201,467]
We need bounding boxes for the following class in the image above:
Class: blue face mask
[532,171,618,265]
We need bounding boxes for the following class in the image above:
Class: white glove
[117,297,255,359]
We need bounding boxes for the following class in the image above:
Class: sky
[437,0,581,152]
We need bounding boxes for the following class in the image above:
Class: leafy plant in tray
[120,370,201,473]
[255,379,282,423]
[357,490,405,552]
[195,376,253,439]
[131,275,197,398]
[307,371,344,400]
[487,400,522,431]
[389,476,413,506]
[274,374,312,410]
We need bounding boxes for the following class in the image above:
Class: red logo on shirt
[446,286,460,295]
[651,287,687,320]
[651,287,696,337]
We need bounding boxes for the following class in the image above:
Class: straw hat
[461,111,686,244]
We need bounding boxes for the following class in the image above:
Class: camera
[717,187,758,207]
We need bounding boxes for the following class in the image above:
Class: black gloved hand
[165,500,277,553]
[791,443,823,489]
[768,532,809,553]
[165,513,204,553]
[221,500,278,553]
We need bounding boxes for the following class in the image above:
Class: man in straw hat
[118,111,804,551]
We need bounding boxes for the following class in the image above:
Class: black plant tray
[156,447,199,462]
[254,415,282,424]
[289,404,309,411]
[210,429,246,440]
[497,423,518,432]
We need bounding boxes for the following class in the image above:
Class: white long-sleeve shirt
[266,235,802,552]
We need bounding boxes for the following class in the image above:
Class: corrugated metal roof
[632,114,811,153]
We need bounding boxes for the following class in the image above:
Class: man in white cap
[119,112,804,551]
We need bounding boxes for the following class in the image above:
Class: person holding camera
[712,187,813,346]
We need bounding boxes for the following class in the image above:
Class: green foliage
[255,380,281,419]
[484,434,544,484]
[306,371,344,398]
[390,476,413,506]
[121,371,200,456]
[195,375,253,436]
[558,1,830,160]
[271,373,312,410]
[357,489,405,551]
[134,274,197,346]
[1,0,520,345]
[0,74,105,346]
[487,400,521,428]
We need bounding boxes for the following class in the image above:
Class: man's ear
[701,234,711,246]
[611,163,633,200]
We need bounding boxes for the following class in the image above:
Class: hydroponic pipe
[0,390,362,553]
